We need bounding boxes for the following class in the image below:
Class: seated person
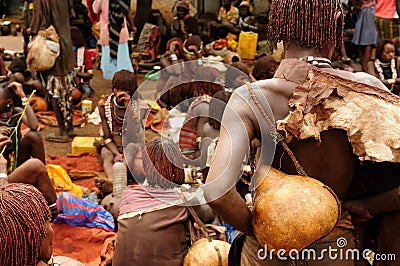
[113,137,190,265]
[210,0,239,40]
[251,55,278,80]
[235,1,257,33]
[71,26,94,84]
[1,82,45,170]
[155,37,185,100]
[172,0,197,18]
[7,60,48,106]
[98,70,146,181]
[158,35,204,110]
[179,66,224,160]
[8,57,32,81]
[225,62,252,90]
[366,39,400,95]
[0,132,58,265]
[0,49,8,81]
[70,26,94,107]
[171,2,191,41]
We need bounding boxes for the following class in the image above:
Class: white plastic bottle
[112,161,127,199]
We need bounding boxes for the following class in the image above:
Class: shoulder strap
[178,190,224,266]
[245,82,307,176]
[178,190,211,241]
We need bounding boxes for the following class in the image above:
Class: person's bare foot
[341,56,351,63]
[46,132,70,143]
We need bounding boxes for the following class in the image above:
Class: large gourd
[252,166,339,254]
[184,238,231,266]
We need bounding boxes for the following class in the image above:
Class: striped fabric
[108,0,130,59]
[179,95,211,153]
[179,115,199,152]
[55,192,115,232]
[375,16,400,40]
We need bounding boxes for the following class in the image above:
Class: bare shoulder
[326,68,389,91]
[224,85,257,124]
[350,72,388,91]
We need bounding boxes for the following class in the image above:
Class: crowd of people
[1,0,400,265]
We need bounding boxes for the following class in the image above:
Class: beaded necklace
[105,93,141,136]
[374,58,397,81]
[300,56,332,68]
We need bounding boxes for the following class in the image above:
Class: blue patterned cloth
[54,192,115,232]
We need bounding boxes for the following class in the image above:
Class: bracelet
[46,254,54,266]
[103,138,113,145]
[170,53,178,61]
[0,173,8,179]
[21,97,28,106]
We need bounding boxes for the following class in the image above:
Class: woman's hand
[0,134,11,149]
[8,81,26,98]
[115,91,131,108]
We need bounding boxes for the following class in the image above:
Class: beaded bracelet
[103,138,113,145]
[21,97,29,106]
[0,173,8,179]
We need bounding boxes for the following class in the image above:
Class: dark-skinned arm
[98,100,122,159]
[344,186,400,223]
[204,92,255,236]
[8,82,39,130]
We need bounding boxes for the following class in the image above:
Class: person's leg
[51,96,67,134]
[61,75,75,137]
[101,146,115,180]
[47,75,68,138]
[18,131,45,166]
[124,143,145,183]
[341,42,350,62]
[7,158,58,220]
[209,22,219,41]
[358,46,366,71]
[363,45,372,72]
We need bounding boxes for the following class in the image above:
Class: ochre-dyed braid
[143,137,185,189]
[267,0,343,55]
[0,183,50,266]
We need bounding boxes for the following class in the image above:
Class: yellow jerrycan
[238,31,258,60]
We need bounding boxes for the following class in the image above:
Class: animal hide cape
[275,59,400,163]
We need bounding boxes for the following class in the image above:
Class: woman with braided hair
[0,183,53,266]
[113,137,190,265]
[204,0,393,265]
